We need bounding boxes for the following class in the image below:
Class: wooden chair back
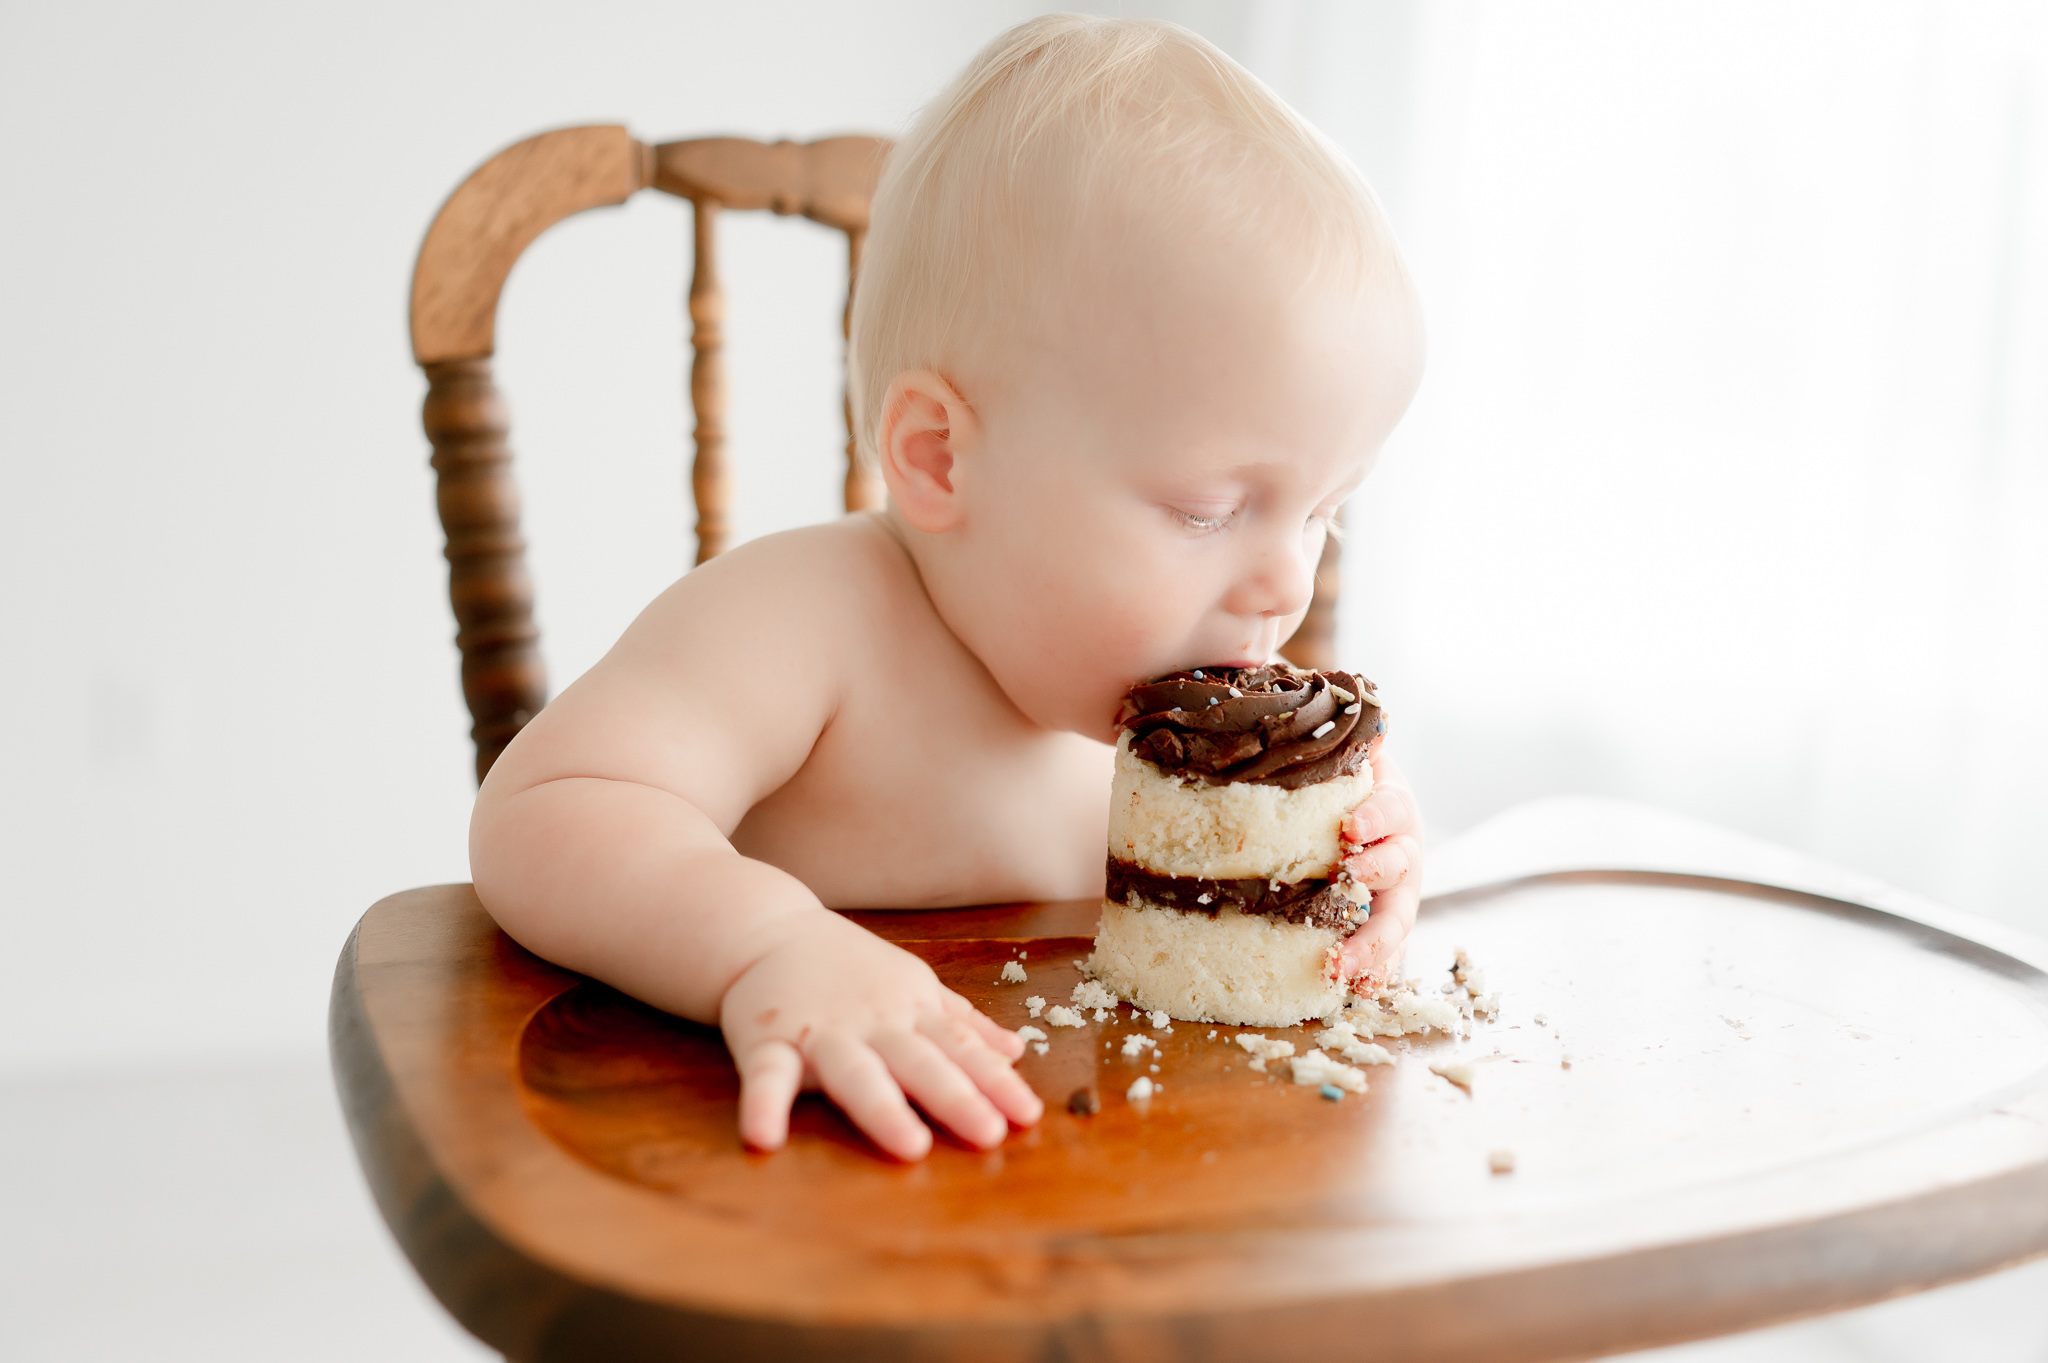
[409,124,1341,782]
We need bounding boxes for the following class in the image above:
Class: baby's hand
[1337,745,1422,988]
[721,915,1045,1160]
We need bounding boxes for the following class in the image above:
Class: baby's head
[851,15,1424,741]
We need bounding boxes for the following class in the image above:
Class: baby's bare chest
[729,692,1113,910]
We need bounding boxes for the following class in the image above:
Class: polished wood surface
[332,818,2048,1360]
[408,125,1341,776]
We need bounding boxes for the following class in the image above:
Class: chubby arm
[1335,745,1423,984]
[470,532,1041,1159]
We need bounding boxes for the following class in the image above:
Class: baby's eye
[1171,508,1234,533]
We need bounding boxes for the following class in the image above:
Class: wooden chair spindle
[422,356,546,782]
[841,227,884,513]
[688,199,729,565]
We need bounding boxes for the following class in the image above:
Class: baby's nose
[1222,530,1318,622]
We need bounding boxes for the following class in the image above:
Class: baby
[470,16,1426,1161]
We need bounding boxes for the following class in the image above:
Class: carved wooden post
[422,357,546,782]
[842,227,885,512]
[1284,514,1342,670]
[410,125,649,780]
[688,199,730,563]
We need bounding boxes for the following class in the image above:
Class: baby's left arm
[1337,745,1422,985]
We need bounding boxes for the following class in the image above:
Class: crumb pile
[1086,665,1387,1027]
[992,943,1509,1114]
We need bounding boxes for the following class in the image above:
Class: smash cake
[1087,665,1387,1028]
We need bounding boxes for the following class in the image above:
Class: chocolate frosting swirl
[1106,857,1364,931]
[1114,665,1385,790]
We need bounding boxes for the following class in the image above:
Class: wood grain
[422,357,545,781]
[332,870,2048,1360]
[411,125,651,366]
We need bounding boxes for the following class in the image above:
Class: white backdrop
[1319,0,2048,934]
[3,0,2043,1076]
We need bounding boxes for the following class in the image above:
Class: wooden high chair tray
[331,871,2048,1362]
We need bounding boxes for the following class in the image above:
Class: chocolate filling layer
[1105,856,1365,932]
[1115,665,1385,789]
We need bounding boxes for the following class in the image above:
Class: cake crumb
[1067,1086,1099,1115]
[999,960,1027,984]
[1149,1063,1159,1073]
[1235,1033,1295,1072]
[1045,1005,1087,1028]
[1121,1034,1156,1058]
[1071,980,1119,1011]
[1024,995,1045,1018]
[1093,1008,1110,1022]
[1015,1025,1048,1044]
[1561,1052,1574,1069]
[1032,1041,1049,1056]
[1488,1148,1516,1175]
[1316,1022,1395,1066]
[1290,1049,1369,1093]
[1430,1059,1476,1091]
[1534,1013,1548,1026]
[1345,978,1465,1038]
[1206,1029,1218,1040]
[1450,948,1501,1016]
[1146,1009,1172,1031]
[1127,1077,1155,1102]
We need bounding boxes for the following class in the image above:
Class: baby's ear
[878,369,978,533]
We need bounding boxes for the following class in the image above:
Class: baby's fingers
[872,1028,1009,1150]
[1343,776,1418,847]
[1340,880,1421,985]
[1344,832,1420,892]
[807,1031,933,1161]
[735,1039,803,1152]
[920,1012,1045,1128]
[942,990,1025,1059]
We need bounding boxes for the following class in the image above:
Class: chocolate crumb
[1067,1086,1101,1116]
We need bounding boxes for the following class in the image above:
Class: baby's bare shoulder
[626,513,924,655]
[488,515,931,821]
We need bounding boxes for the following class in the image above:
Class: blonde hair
[849,13,1407,467]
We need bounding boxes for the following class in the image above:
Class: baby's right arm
[468,535,1042,1159]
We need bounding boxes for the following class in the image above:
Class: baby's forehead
[973,204,1417,368]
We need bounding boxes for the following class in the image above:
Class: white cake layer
[1086,896,1354,1027]
[1106,733,1374,882]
